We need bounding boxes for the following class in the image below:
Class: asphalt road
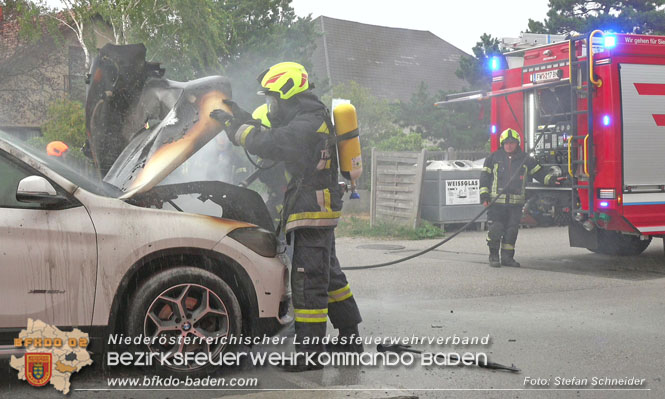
[2,226,664,398]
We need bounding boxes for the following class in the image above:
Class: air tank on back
[333,103,363,199]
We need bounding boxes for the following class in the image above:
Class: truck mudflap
[569,212,643,250]
[568,221,599,250]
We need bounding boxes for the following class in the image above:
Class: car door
[0,152,97,328]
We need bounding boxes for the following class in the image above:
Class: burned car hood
[85,43,231,199]
[127,181,275,232]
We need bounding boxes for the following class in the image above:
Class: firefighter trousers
[290,227,362,353]
[487,204,522,260]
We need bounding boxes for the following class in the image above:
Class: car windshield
[0,130,123,197]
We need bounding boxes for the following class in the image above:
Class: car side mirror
[16,176,69,205]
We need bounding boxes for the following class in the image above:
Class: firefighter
[210,62,363,371]
[480,128,561,267]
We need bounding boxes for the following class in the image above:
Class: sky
[290,0,551,54]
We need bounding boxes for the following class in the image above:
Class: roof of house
[311,16,470,102]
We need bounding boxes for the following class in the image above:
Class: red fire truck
[438,31,665,256]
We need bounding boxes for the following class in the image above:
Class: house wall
[0,22,83,133]
[0,15,111,136]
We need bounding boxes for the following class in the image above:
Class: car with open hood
[0,43,291,374]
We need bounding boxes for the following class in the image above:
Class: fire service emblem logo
[25,353,52,387]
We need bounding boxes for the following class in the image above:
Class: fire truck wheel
[589,230,652,256]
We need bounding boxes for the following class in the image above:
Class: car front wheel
[126,266,241,375]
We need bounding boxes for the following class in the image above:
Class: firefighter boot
[501,250,521,267]
[489,248,501,268]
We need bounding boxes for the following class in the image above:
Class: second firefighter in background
[210,62,362,371]
[480,128,561,268]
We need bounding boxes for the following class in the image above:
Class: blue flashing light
[491,125,497,134]
[604,35,617,48]
[490,56,500,71]
[602,115,611,126]
[600,201,609,208]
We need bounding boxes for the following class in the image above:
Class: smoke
[160,131,251,187]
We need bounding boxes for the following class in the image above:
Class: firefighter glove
[210,109,233,125]
[210,109,258,146]
[480,193,490,204]
[223,99,253,124]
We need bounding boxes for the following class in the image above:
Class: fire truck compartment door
[620,63,665,187]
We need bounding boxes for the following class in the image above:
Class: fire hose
[238,137,561,270]
[341,159,531,270]
[341,134,557,270]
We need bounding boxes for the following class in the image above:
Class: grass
[336,214,444,240]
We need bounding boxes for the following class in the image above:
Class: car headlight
[227,227,277,257]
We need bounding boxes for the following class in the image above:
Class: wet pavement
[2,226,664,398]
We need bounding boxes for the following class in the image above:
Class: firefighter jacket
[236,92,342,232]
[480,148,555,205]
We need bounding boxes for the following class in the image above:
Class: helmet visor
[265,94,280,119]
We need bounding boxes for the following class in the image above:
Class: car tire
[126,266,242,376]
[588,230,652,256]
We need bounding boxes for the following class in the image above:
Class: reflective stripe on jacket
[479,148,554,205]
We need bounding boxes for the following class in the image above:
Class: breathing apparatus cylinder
[333,103,363,198]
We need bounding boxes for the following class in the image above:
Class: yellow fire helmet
[257,62,309,100]
[252,104,271,128]
[499,128,521,145]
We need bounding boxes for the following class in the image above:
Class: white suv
[0,131,291,371]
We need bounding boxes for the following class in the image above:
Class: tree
[533,0,665,35]
[10,1,100,69]
[20,0,229,77]
[105,0,232,79]
[455,33,502,90]
[526,18,548,34]
[0,1,71,126]
[223,15,319,108]
[374,132,424,152]
[14,0,313,80]
[321,80,401,141]
[395,82,488,150]
[28,98,88,160]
